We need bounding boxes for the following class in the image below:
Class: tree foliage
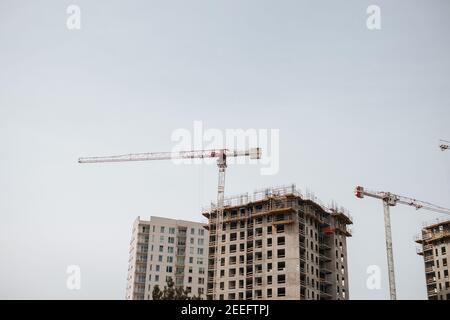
[152,277,202,300]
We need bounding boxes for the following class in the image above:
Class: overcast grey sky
[1,0,450,299]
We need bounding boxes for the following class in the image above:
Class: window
[160,236,164,243]
[168,237,174,244]
[188,276,192,283]
[166,266,173,273]
[169,227,175,234]
[199,278,205,285]
[168,246,174,254]
[277,288,286,297]
[198,248,204,255]
[443,258,448,267]
[189,257,194,264]
[160,226,165,233]
[277,237,285,246]
[155,265,160,272]
[155,275,159,282]
[267,226,272,235]
[159,245,163,252]
[198,238,204,246]
[267,275,272,285]
[276,225,285,233]
[197,258,204,265]
[199,228,204,236]
[442,247,447,255]
[277,249,285,258]
[267,238,272,247]
[167,256,173,263]
[189,266,193,273]
[158,255,163,262]
[191,228,195,235]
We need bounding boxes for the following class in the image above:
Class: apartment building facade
[202,185,352,300]
[126,216,209,300]
[415,219,450,300]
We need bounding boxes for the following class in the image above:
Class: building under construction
[415,218,450,300]
[202,184,353,300]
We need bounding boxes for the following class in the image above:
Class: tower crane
[79,147,261,299]
[354,186,450,300]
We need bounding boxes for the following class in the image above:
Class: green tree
[152,284,163,300]
[162,277,176,300]
[152,277,203,300]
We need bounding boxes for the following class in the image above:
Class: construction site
[78,142,450,301]
[202,184,352,300]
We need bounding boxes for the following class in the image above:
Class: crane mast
[355,186,450,300]
[79,147,261,300]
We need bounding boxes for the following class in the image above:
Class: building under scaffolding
[415,218,450,300]
[202,184,353,300]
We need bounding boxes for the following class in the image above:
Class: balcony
[319,254,332,262]
[424,255,434,262]
[427,289,437,297]
[320,291,333,299]
[425,266,434,274]
[320,266,333,274]
[426,278,436,285]
[319,242,331,250]
[319,277,333,286]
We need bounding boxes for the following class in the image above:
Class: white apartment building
[126,216,209,300]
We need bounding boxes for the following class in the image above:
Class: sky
[0,0,450,299]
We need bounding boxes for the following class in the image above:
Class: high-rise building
[126,216,209,300]
[415,219,450,300]
[202,184,352,300]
